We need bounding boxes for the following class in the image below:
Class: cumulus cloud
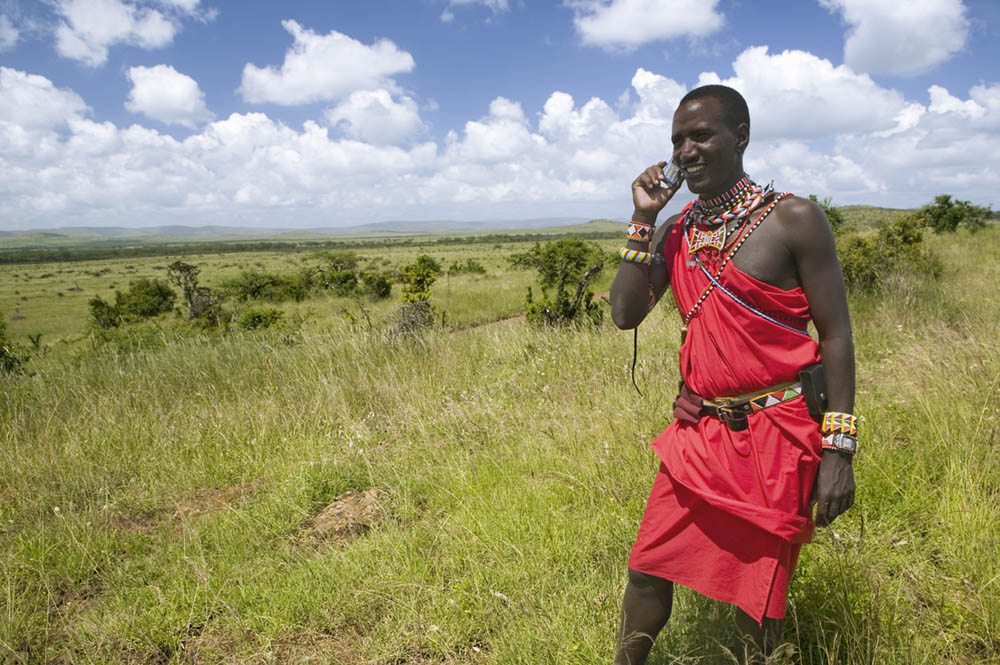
[0,15,18,51]
[820,0,969,76]
[240,20,415,106]
[0,66,88,131]
[54,0,177,67]
[569,0,724,50]
[125,64,213,128]
[1,64,999,230]
[698,46,908,140]
[324,90,425,145]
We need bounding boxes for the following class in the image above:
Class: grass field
[1,224,999,664]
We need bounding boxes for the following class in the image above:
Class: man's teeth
[684,165,705,175]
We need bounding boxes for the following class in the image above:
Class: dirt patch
[173,479,264,521]
[300,488,389,546]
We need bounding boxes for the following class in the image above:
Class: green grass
[1,227,999,664]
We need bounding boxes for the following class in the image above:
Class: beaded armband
[619,247,662,265]
[627,220,654,241]
[822,411,858,436]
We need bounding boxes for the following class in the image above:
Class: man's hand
[632,161,681,224]
[813,450,855,526]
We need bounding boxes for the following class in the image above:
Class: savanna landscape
[2,201,999,664]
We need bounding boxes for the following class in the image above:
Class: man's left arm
[780,196,856,527]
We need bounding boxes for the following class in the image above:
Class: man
[609,84,857,664]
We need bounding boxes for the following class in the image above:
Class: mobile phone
[663,160,684,187]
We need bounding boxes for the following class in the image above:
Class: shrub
[222,270,283,302]
[89,296,121,329]
[838,213,941,293]
[400,255,441,303]
[236,307,283,330]
[916,194,991,234]
[0,315,28,374]
[512,238,606,326]
[387,299,435,335]
[448,258,487,275]
[361,272,392,300]
[115,278,176,319]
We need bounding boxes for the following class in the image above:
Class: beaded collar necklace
[692,174,753,218]
[685,178,774,254]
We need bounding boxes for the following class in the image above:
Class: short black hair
[679,85,750,131]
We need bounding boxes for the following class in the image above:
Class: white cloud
[0,67,88,131]
[54,0,176,67]
[570,0,724,51]
[0,15,18,52]
[240,20,415,106]
[1,64,999,230]
[699,46,908,140]
[441,0,510,22]
[125,64,213,128]
[324,90,425,145]
[820,0,969,76]
[928,84,985,118]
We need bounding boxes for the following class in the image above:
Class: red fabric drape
[629,207,823,621]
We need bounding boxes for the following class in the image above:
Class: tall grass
[1,228,998,664]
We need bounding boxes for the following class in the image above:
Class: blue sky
[1,0,998,229]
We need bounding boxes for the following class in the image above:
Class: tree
[808,194,845,231]
[917,194,991,234]
[167,261,204,319]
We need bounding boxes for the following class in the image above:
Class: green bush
[222,270,283,302]
[512,238,605,326]
[88,296,121,329]
[115,278,176,319]
[448,258,487,275]
[400,254,441,303]
[236,307,284,330]
[839,213,941,292]
[917,194,991,234]
[0,315,28,374]
[360,272,392,300]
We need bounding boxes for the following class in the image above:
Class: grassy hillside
[1,227,998,664]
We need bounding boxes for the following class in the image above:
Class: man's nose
[677,139,697,162]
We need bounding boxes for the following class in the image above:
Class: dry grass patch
[172,479,265,521]
[299,488,390,547]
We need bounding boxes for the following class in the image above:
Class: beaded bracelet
[822,411,858,436]
[627,220,654,242]
[619,247,662,265]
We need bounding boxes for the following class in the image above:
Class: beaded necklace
[693,174,753,216]
[679,191,790,342]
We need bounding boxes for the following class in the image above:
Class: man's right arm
[610,161,682,329]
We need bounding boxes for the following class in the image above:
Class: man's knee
[627,568,673,593]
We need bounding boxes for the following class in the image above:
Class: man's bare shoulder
[770,194,837,255]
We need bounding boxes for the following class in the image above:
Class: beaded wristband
[822,411,858,436]
[619,247,661,265]
[627,221,654,242]
[821,432,859,454]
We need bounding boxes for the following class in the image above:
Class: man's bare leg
[734,610,785,664]
[613,569,674,665]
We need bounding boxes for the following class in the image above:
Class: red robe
[628,205,823,622]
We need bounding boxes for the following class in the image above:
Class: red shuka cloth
[628,207,823,622]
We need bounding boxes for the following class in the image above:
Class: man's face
[671,96,748,198]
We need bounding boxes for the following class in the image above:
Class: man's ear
[735,122,749,154]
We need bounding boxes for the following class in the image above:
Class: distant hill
[0,218,623,252]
